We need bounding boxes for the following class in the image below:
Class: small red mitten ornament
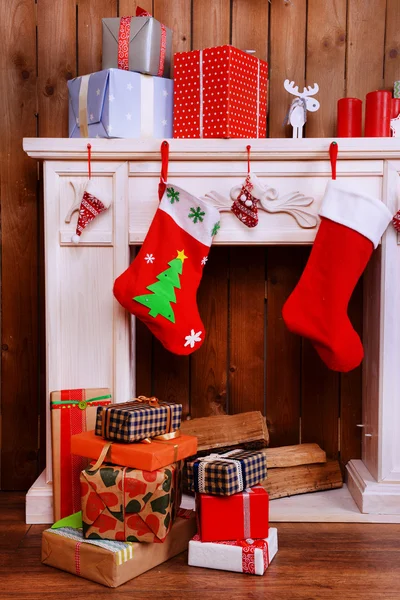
[230,173,267,228]
[392,209,400,232]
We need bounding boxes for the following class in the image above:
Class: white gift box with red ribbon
[188,527,278,576]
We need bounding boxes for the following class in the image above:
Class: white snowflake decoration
[201,257,208,266]
[96,88,101,96]
[184,329,202,349]
[126,113,132,121]
[144,253,155,264]
[107,124,113,134]
[162,119,168,126]
[162,89,169,97]
[127,83,133,91]
[109,94,115,102]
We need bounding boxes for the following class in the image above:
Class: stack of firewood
[181,411,342,499]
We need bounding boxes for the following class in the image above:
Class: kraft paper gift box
[72,429,197,472]
[186,449,267,496]
[42,511,197,588]
[95,398,182,443]
[196,486,269,542]
[68,68,173,139]
[51,388,112,521]
[102,16,172,78]
[188,527,278,576]
[81,461,180,542]
[173,45,268,139]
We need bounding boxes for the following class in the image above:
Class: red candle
[337,98,362,137]
[365,90,392,137]
[391,98,400,119]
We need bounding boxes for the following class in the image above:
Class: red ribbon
[118,17,131,71]
[118,12,167,76]
[157,24,167,77]
[237,539,270,575]
[60,389,86,518]
[75,541,82,575]
[158,140,169,200]
[329,141,338,180]
[136,6,152,17]
[202,536,270,575]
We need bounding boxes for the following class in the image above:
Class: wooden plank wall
[1,0,399,489]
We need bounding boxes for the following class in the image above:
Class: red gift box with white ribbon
[196,485,269,542]
[188,527,278,576]
[173,45,268,139]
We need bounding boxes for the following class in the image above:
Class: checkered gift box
[95,397,182,442]
[186,449,267,496]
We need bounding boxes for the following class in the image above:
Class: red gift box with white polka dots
[173,45,268,139]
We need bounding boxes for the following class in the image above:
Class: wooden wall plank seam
[119,0,154,18]
[269,0,307,138]
[228,247,265,415]
[346,0,387,131]
[192,0,230,50]
[306,0,347,138]
[266,248,307,447]
[384,0,400,89]
[190,247,229,418]
[0,0,39,489]
[77,0,117,76]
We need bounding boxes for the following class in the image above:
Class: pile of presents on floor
[44,389,277,587]
[68,7,268,140]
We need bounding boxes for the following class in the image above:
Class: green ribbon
[51,394,112,410]
[51,511,83,530]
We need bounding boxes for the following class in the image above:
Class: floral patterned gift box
[81,461,181,542]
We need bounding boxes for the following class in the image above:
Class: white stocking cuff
[320,181,392,248]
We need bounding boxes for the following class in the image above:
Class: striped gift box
[186,449,267,496]
[95,398,182,442]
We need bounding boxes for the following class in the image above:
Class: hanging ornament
[230,145,267,228]
[66,144,111,244]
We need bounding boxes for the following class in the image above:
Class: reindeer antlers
[284,80,300,96]
[284,79,319,97]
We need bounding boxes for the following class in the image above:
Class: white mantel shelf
[24,137,400,523]
[23,137,400,161]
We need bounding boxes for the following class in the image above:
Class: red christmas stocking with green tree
[113,145,221,355]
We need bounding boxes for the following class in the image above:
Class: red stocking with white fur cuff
[113,184,221,355]
[282,181,392,372]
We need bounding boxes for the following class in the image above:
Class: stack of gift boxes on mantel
[67,7,268,140]
[42,391,277,587]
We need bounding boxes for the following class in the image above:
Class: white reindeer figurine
[284,80,320,138]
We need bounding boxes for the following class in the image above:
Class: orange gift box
[71,430,197,471]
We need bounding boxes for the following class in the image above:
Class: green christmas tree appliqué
[133,250,187,323]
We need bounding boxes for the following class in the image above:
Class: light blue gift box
[68,68,173,138]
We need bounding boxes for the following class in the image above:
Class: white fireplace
[23,137,400,524]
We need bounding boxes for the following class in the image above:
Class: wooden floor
[1,492,400,600]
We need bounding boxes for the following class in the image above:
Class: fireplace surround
[23,137,400,523]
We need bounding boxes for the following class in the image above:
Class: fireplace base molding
[23,138,400,523]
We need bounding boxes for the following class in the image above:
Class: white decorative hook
[65,181,85,224]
